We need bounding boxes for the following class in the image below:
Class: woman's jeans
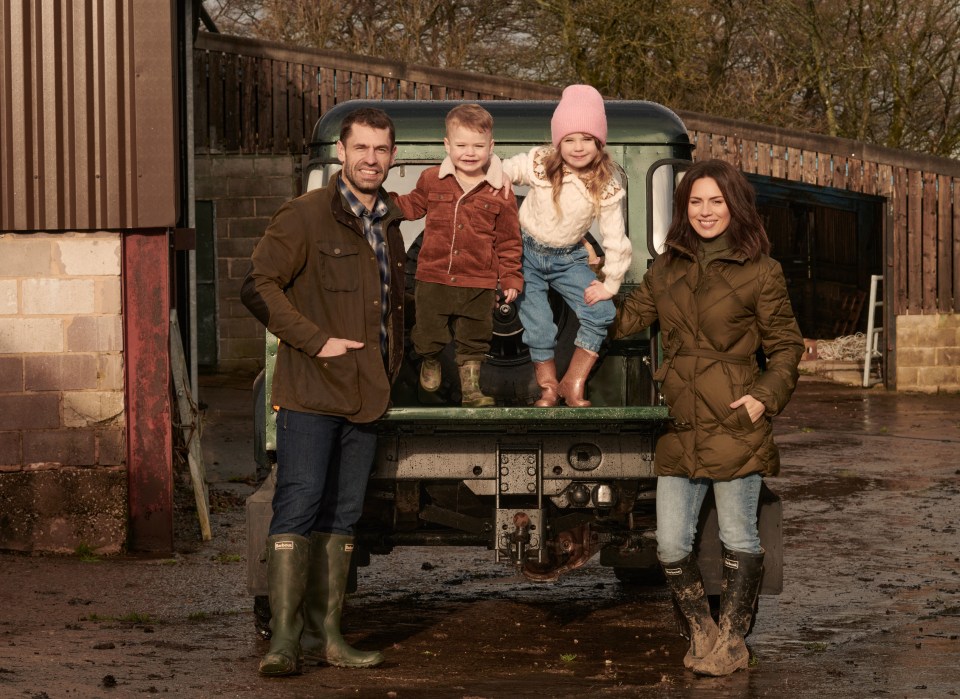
[656,474,763,563]
[269,408,377,538]
[517,233,615,363]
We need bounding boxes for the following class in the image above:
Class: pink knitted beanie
[551,84,607,147]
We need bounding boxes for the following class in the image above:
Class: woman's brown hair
[664,159,770,261]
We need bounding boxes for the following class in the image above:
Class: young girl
[614,159,804,675]
[501,84,631,407]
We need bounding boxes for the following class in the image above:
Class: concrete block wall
[194,154,299,374]
[0,232,127,553]
[896,313,960,393]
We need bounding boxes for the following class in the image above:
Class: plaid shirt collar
[338,175,389,221]
[337,173,391,359]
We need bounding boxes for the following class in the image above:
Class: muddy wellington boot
[558,348,598,407]
[301,533,384,668]
[533,359,560,407]
[419,357,442,392]
[458,361,495,407]
[258,534,310,677]
[661,553,719,669]
[691,548,764,676]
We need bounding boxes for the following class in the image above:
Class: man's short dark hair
[339,107,395,147]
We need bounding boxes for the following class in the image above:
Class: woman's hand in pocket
[730,393,765,423]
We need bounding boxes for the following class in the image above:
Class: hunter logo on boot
[274,541,294,551]
[723,557,739,570]
[344,543,354,553]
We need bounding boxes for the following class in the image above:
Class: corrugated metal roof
[0,0,179,231]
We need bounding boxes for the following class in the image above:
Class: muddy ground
[1,374,958,699]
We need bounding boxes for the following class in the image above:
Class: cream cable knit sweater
[501,146,631,295]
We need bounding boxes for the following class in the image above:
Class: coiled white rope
[814,333,866,361]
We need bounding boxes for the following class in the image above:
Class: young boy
[393,104,522,407]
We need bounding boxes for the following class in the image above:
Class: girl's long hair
[664,159,770,261]
[542,137,616,214]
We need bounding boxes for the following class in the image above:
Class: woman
[614,159,804,675]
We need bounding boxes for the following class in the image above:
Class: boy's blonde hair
[445,104,494,136]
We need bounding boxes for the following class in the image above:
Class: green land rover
[246,99,782,633]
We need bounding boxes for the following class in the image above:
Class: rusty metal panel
[124,228,173,552]
[0,0,178,231]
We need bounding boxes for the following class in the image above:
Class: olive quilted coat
[614,243,804,480]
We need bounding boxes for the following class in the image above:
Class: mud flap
[245,466,365,599]
[245,467,276,597]
[695,481,782,596]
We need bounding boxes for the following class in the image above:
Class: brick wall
[0,231,127,553]
[194,154,299,374]
[896,313,960,393]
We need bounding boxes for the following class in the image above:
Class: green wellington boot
[419,357,442,392]
[458,360,495,407]
[258,534,310,677]
[301,533,385,668]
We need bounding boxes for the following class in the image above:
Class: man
[241,108,405,677]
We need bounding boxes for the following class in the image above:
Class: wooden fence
[681,112,960,316]
[193,33,561,155]
[193,32,958,316]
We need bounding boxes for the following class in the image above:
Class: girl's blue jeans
[516,233,615,364]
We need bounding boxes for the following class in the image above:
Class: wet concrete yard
[0,375,958,698]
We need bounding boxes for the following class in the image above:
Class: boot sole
[304,653,385,668]
[258,660,302,677]
[327,658,384,668]
[419,363,441,391]
[258,667,302,677]
[690,648,750,675]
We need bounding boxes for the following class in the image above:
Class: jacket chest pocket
[318,241,360,291]
[470,200,501,231]
[425,192,456,228]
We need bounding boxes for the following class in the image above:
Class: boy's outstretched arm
[389,170,431,221]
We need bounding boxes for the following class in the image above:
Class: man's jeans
[269,408,377,538]
[517,233,615,363]
[655,474,762,563]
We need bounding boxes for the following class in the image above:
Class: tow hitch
[493,443,602,580]
[522,523,600,581]
[495,445,546,568]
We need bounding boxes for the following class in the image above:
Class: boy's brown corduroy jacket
[394,154,523,293]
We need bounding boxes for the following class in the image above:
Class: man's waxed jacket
[241,173,406,424]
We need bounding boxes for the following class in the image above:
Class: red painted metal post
[123,229,174,552]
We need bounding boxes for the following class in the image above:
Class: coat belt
[675,348,753,365]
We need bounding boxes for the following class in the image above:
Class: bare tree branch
[200,0,960,156]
